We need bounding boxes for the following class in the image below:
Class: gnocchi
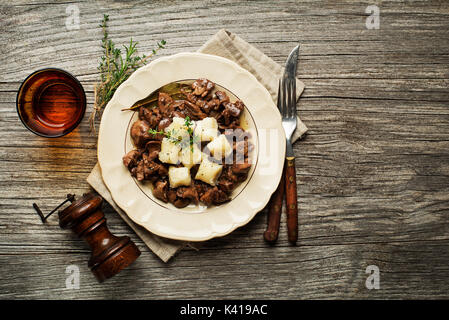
[194,117,218,142]
[165,117,190,143]
[206,134,232,160]
[179,144,202,168]
[195,157,223,186]
[158,137,181,164]
[168,166,192,188]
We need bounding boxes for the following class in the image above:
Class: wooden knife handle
[285,157,298,244]
[263,166,285,243]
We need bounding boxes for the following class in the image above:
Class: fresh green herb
[184,116,193,131]
[90,14,166,131]
[148,128,183,145]
[148,116,199,151]
[184,116,199,152]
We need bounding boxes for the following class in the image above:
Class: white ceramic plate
[98,52,285,241]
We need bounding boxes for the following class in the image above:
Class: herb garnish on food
[90,14,166,131]
[148,116,199,151]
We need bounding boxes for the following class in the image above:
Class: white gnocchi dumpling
[165,117,190,143]
[158,137,181,164]
[168,166,191,188]
[166,116,189,131]
[179,144,202,169]
[195,157,223,186]
[194,117,218,142]
[206,134,232,160]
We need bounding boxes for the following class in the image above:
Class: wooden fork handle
[285,157,298,244]
[263,166,285,243]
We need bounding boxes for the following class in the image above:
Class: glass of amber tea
[16,68,86,137]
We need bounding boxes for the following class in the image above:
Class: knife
[263,166,285,243]
[282,45,299,245]
[264,45,300,244]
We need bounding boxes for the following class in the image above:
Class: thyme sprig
[148,127,183,144]
[149,116,199,151]
[90,14,166,132]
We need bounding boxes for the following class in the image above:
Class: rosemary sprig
[90,14,166,132]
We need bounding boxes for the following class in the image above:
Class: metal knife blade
[283,44,300,81]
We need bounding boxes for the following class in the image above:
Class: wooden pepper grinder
[34,192,141,282]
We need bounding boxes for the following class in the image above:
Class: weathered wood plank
[1,240,448,299]
[1,1,449,81]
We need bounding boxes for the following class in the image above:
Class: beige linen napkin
[87,29,308,262]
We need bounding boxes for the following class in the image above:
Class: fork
[278,76,298,244]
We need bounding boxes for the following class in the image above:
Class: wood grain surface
[1,0,448,299]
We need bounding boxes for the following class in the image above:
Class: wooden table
[1,0,448,299]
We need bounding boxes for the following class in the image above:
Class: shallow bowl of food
[98,52,285,241]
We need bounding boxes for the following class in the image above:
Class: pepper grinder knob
[58,192,141,282]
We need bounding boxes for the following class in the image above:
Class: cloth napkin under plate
[86,29,308,262]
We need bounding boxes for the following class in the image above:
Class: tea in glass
[16,68,86,137]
